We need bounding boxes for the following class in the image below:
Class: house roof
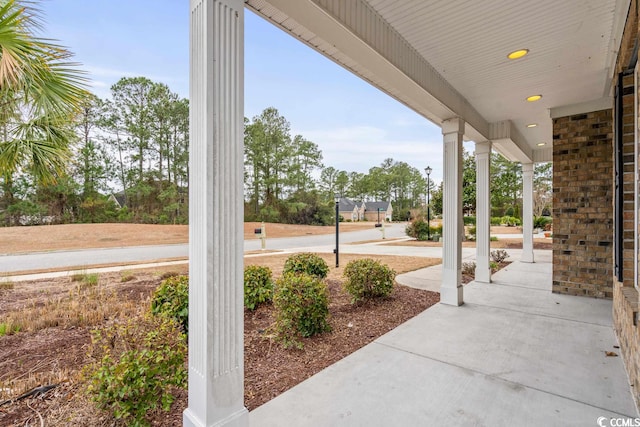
[338,198,357,212]
[365,201,391,212]
[246,0,629,163]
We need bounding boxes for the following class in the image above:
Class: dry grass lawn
[0,221,387,255]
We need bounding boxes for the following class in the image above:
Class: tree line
[1,76,190,225]
[1,94,552,226]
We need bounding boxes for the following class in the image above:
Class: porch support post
[441,118,465,306]
[184,1,248,426]
[475,141,492,283]
[522,162,535,263]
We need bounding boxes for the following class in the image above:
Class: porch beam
[441,118,465,306]
[475,141,492,283]
[522,162,535,263]
[185,1,248,426]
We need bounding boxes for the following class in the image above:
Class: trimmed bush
[244,265,273,310]
[500,216,521,227]
[283,253,329,279]
[490,217,502,226]
[405,218,440,241]
[273,272,330,348]
[85,314,187,426]
[463,216,476,225]
[151,275,189,332]
[343,258,396,303]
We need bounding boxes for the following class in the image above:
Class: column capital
[522,162,534,173]
[475,140,492,155]
[442,117,465,135]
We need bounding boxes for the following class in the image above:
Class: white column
[185,1,248,426]
[522,162,535,263]
[441,118,465,306]
[475,141,492,283]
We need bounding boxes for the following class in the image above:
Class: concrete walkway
[249,255,638,426]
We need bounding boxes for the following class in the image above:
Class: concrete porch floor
[249,253,638,426]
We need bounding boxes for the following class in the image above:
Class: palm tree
[0,0,87,184]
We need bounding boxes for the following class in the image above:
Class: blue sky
[40,1,446,182]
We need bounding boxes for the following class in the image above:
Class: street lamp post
[334,193,340,268]
[425,166,432,241]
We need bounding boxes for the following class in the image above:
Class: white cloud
[298,125,444,183]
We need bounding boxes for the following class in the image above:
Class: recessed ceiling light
[526,123,538,128]
[537,142,547,146]
[507,49,529,60]
[526,95,542,102]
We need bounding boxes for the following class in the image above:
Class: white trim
[549,97,612,119]
[475,141,492,283]
[186,0,248,425]
[441,118,464,306]
[634,63,638,290]
[522,163,535,263]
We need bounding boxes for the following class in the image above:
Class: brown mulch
[244,280,439,410]
[0,256,438,426]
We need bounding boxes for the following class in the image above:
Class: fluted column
[185,1,247,426]
[522,162,535,263]
[441,118,464,306]
[475,141,492,283]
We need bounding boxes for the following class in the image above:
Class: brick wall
[552,109,613,298]
[611,0,640,410]
[614,282,640,405]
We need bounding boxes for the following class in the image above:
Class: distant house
[108,192,126,209]
[338,198,359,221]
[338,198,392,222]
[363,200,393,222]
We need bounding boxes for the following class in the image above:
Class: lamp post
[425,166,432,241]
[334,193,340,268]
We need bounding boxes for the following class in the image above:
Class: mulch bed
[0,273,439,425]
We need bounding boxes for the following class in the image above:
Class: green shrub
[244,265,273,310]
[283,253,329,279]
[533,216,553,229]
[501,216,521,226]
[85,314,187,426]
[490,236,499,241]
[273,272,330,348]
[406,218,442,240]
[151,275,189,332]
[343,258,396,303]
[463,216,476,225]
[490,217,502,226]
[467,226,477,237]
[490,261,499,272]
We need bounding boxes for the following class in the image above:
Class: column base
[440,284,464,306]
[475,266,491,283]
[184,407,248,427]
[521,253,535,263]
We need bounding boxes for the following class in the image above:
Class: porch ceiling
[246,0,629,163]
